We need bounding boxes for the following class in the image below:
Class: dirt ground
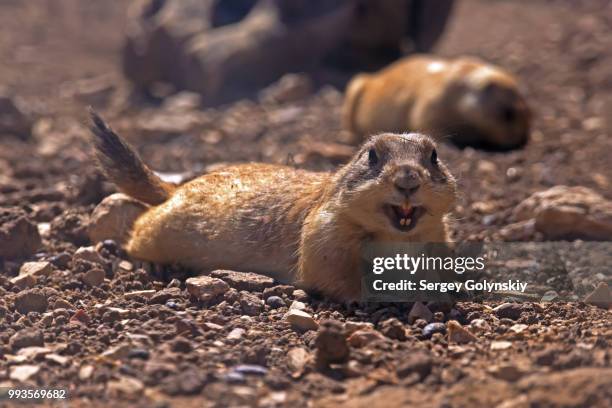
[0,1,611,407]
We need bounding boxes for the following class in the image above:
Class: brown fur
[343,55,531,150]
[89,112,457,301]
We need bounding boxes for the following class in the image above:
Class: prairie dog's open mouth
[383,203,426,232]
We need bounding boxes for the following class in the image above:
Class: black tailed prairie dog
[89,110,457,301]
[343,55,531,150]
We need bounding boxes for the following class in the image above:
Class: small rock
[259,73,313,104]
[88,193,148,244]
[494,303,523,320]
[19,261,52,278]
[347,329,386,348]
[266,296,285,308]
[408,302,433,323]
[227,328,245,340]
[512,186,612,240]
[71,309,91,325]
[9,329,44,351]
[491,340,513,351]
[17,346,51,359]
[289,300,306,311]
[292,289,309,301]
[469,319,491,333]
[541,290,559,302]
[284,309,319,332]
[101,344,132,360]
[170,337,192,353]
[315,320,350,369]
[584,282,611,309]
[447,320,478,344]
[53,299,73,310]
[509,324,528,334]
[9,365,40,382]
[10,274,36,290]
[287,347,310,373]
[73,246,105,266]
[81,267,105,287]
[379,318,407,340]
[489,364,525,382]
[210,270,274,292]
[422,323,446,339]
[0,93,32,137]
[14,290,47,314]
[186,276,229,301]
[45,353,70,366]
[79,365,95,381]
[396,351,433,380]
[233,364,268,376]
[124,290,156,300]
[239,291,264,316]
[0,208,42,258]
[149,287,181,304]
[344,321,374,336]
[127,348,150,360]
[107,376,144,400]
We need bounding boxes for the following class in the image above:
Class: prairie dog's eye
[431,148,438,165]
[368,148,378,166]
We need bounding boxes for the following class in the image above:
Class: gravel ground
[0,1,610,407]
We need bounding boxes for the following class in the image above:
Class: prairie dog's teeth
[400,218,406,226]
[405,218,411,225]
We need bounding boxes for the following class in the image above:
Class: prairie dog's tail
[88,109,175,205]
[342,74,369,139]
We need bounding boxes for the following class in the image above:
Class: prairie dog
[89,111,457,301]
[343,55,531,150]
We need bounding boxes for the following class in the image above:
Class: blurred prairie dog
[343,55,531,150]
[89,111,457,301]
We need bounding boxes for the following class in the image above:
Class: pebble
[289,300,306,311]
[149,287,181,304]
[210,270,275,292]
[292,289,309,301]
[101,344,131,360]
[14,290,48,314]
[9,365,40,382]
[344,321,374,336]
[541,290,559,302]
[0,208,41,258]
[233,364,268,376]
[127,348,150,360]
[107,376,144,399]
[491,340,513,350]
[10,274,36,289]
[88,193,148,244]
[408,301,433,323]
[73,246,105,266]
[347,329,386,348]
[45,354,70,366]
[124,290,156,300]
[489,364,525,382]
[447,320,478,344]
[470,319,491,333]
[584,282,611,309]
[493,303,523,320]
[266,296,285,308]
[227,328,245,340]
[81,267,105,287]
[19,261,52,278]
[315,320,350,369]
[9,329,44,351]
[53,298,73,310]
[239,292,264,316]
[79,365,95,381]
[284,309,319,331]
[186,276,229,301]
[379,318,407,340]
[396,351,433,380]
[422,323,446,339]
[287,347,310,373]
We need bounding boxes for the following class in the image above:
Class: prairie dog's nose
[394,167,421,196]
